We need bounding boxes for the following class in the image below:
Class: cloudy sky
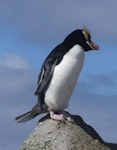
[0,0,117,149]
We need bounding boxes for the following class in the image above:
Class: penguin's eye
[82,30,90,41]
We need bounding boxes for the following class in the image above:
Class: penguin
[15,28,99,123]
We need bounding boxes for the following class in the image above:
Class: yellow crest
[82,27,91,41]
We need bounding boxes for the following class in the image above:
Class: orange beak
[89,42,100,50]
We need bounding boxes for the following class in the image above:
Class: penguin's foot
[50,110,73,122]
[50,111,65,121]
[59,110,73,122]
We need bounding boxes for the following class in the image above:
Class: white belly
[45,45,84,111]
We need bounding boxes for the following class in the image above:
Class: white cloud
[0,53,38,105]
[0,53,29,69]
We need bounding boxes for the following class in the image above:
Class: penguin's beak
[86,41,99,50]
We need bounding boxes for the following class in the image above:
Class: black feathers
[15,104,47,123]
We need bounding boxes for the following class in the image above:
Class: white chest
[45,45,84,111]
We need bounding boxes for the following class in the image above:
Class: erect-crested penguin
[16,28,99,123]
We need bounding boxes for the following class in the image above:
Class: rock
[19,114,117,150]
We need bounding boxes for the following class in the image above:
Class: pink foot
[50,111,65,121]
[59,110,73,122]
[50,110,73,122]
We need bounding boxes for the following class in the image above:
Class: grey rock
[19,114,117,150]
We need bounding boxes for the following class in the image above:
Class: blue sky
[0,1,117,149]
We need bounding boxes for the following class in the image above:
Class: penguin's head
[64,28,99,51]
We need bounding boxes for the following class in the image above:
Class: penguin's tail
[15,104,47,123]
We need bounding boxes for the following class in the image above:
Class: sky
[0,0,117,149]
